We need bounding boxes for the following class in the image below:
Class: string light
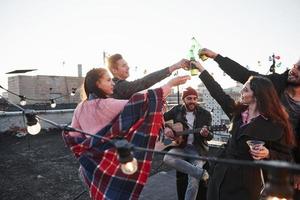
[27,120,41,135]
[24,110,41,135]
[1,93,300,199]
[19,96,27,106]
[50,99,56,108]
[268,54,281,74]
[70,88,76,96]
[0,85,77,105]
[262,168,293,200]
[266,197,288,200]
[114,139,138,175]
[210,108,214,116]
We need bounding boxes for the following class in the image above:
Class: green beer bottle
[188,46,198,76]
[191,37,208,61]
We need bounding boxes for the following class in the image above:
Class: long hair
[83,68,108,100]
[247,76,295,146]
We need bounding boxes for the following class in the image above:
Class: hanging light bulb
[120,157,138,175]
[262,167,293,200]
[70,88,76,96]
[265,197,288,200]
[114,139,138,175]
[24,110,41,135]
[19,96,27,106]
[27,121,41,135]
[210,108,214,116]
[50,99,56,108]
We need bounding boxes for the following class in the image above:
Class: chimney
[77,64,82,77]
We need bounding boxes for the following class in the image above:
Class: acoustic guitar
[155,122,228,151]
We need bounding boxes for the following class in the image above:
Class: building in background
[5,64,84,105]
[7,75,84,105]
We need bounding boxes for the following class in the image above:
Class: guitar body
[155,122,227,151]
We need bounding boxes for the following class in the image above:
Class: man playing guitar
[163,87,213,200]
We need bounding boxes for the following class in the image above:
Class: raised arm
[200,48,289,96]
[112,59,190,99]
[193,61,236,119]
[200,48,260,84]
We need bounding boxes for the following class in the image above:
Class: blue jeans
[163,145,205,200]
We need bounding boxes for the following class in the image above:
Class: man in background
[163,87,212,200]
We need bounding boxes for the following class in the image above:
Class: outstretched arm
[200,48,260,84]
[112,59,190,99]
[193,61,236,119]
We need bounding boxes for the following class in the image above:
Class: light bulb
[50,102,56,108]
[27,122,41,135]
[266,197,288,200]
[20,99,26,106]
[50,99,56,108]
[70,88,76,96]
[120,158,138,175]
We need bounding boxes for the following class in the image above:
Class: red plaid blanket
[63,88,164,200]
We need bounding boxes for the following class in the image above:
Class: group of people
[62,48,300,200]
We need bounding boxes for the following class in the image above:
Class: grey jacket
[112,68,170,100]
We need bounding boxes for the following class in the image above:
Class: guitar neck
[175,125,227,136]
[175,128,202,136]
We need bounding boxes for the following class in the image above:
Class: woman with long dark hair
[193,61,294,200]
[63,67,190,200]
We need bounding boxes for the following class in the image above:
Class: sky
[0,0,299,92]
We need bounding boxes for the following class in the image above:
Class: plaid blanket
[63,88,164,200]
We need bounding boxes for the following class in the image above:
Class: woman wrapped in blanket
[63,67,190,200]
[191,61,295,200]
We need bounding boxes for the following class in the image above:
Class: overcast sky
[0,0,299,92]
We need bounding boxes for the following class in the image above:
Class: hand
[169,59,191,72]
[200,126,209,137]
[164,127,175,139]
[191,61,205,72]
[167,75,190,87]
[294,175,300,190]
[249,146,270,160]
[199,48,218,59]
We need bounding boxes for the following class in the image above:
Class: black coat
[164,104,212,156]
[214,55,300,163]
[199,70,292,200]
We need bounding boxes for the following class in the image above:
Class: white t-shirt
[185,111,195,145]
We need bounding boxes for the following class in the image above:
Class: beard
[287,71,300,86]
[287,78,300,86]
[185,103,196,111]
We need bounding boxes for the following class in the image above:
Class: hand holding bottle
[190,61,205,73]
[198,48,218,60]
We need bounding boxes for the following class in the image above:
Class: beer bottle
[191,37,208,61]
[188,47,198,76]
